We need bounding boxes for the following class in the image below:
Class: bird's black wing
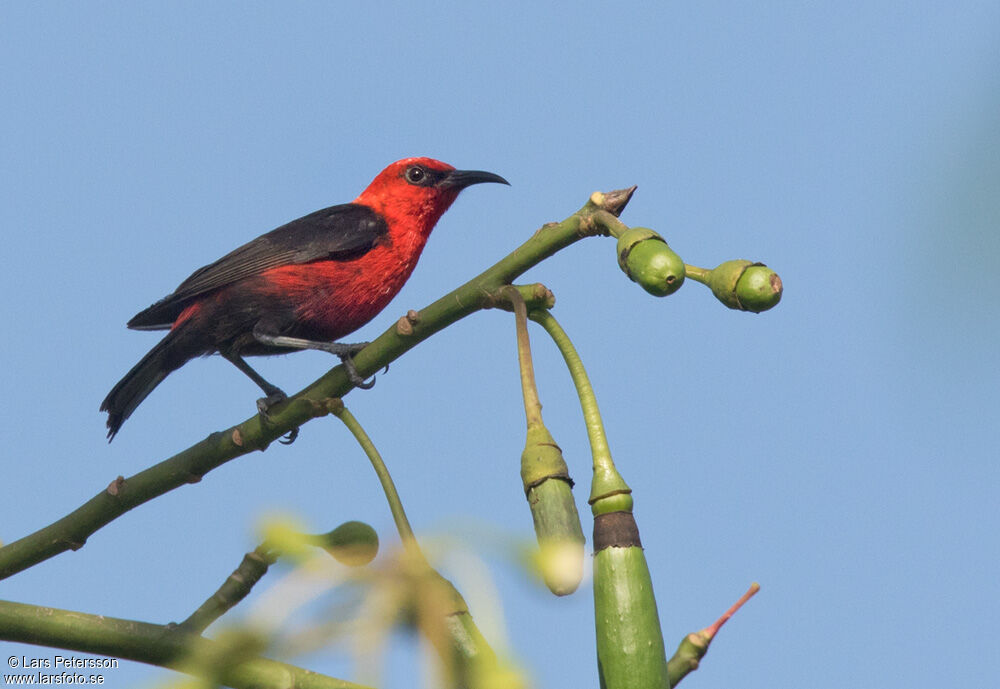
[127,203,388,330]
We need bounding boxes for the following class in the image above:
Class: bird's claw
[256,391,287,420]
[256,391,299,444]
[341,355,376,389]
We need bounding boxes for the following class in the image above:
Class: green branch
[178,545,278,635]
[0,188,636,581]
[0,397,330,581]
[178,520,378,635]
[0,599,370,689]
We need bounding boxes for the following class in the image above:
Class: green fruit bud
[314,520,379,566]
[616,227,685,297]
[528,479,585,595]
[707,260,783,312]
[735,264,783,312]
[616,227,661,271]
[521,424,584,595]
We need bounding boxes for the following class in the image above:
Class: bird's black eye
[404,165,427,185]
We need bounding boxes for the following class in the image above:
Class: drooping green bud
[616,227,686,297]
[312,520,379,566]
[527,479,585,596]
[706,259,783,312]
[521,424,585,595]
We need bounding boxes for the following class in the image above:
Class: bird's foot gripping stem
[255,391,299,445]
[223,351,299,444]
[335,344,376,389]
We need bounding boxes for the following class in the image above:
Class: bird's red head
[354,157,508,237]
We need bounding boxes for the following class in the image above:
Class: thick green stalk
[593,541,669,689]
[0,599,370,689]
[413,570,527,689]
[0,396,330,581]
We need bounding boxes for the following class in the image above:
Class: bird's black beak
[437,169,510,190]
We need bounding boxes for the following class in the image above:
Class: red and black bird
[101,157,508,440]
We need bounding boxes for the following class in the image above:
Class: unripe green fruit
[616,227,661,271]
[316,520,379,566]
[707,260,782,312]
[616,227,685,297]
[735,264,783,312]
[521,424,584,595]
[528,478,585,595]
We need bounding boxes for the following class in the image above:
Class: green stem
[528,310,630,505]
[0,599,370,689]
[683,263,711,285]
[503,286,543,428]
[330,404,418,554]
[587,203,631,239]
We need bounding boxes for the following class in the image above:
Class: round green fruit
[735,264,783,312]
[624,238,686,296]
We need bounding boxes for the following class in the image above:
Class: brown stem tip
[702,582,760,641]
[601,186,638,217]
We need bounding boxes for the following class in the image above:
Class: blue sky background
[2,3,998,688]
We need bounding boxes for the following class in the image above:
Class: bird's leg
[222,351,285,399]
[251,324,376,390]
[221,350,298,444]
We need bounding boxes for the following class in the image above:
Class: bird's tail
[101,325,200,441]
